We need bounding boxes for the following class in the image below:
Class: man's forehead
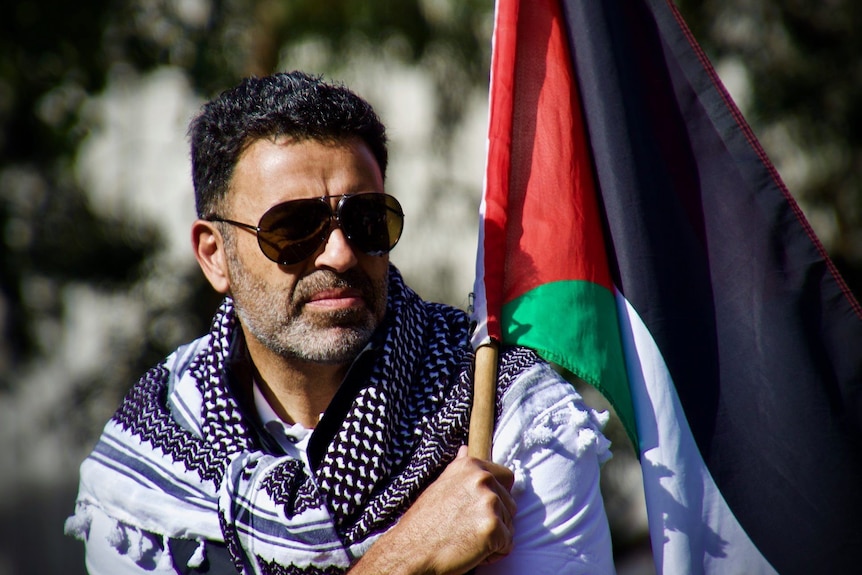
[225,136,383,211]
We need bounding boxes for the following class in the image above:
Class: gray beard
[227,261,388,365]
[240,304,378,364]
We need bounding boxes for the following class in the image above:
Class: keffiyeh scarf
[66,267,541,574]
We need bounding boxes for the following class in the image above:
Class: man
[66,71,615,574]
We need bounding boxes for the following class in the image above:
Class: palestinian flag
[470,0,862,573]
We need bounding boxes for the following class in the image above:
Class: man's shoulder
[106,333,213,440]
[493,348,613,465]
[497,345,545,373]
[163,333,213,378]
[494,347,604,432]
[495,345,548,397]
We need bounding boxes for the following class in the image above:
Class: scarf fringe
[63,503,93,541]
[188,538,207,569]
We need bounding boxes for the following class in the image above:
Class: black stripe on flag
[561,0,862,572]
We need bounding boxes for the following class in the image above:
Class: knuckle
[472,468,497,489]
[475,514,501,540]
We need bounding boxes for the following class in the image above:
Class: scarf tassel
[157,534,175,571]
[187,538,207,569]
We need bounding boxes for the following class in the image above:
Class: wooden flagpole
[468,341,499,460]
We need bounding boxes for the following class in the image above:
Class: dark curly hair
[188,71,388,217]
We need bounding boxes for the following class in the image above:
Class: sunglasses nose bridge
[311,205,361,271]
[315,199,350,246]
[325,195,354,235]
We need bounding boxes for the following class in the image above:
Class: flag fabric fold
[471,0,638,447]
[471,0,862,573]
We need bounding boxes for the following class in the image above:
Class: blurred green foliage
[0,0,496,387]
[2,0,860,388]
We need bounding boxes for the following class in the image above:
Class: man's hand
[350,446,517,575]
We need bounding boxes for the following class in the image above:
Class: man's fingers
[456,447,514,490]
[486,461,515,491]
[498,487,517,528]
[478,514,515,566]
[458,450,518,529]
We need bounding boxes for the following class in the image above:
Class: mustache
[293,268,376,303]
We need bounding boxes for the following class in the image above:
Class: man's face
[222,136,390,365]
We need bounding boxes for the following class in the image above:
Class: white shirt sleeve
[480,363,616,575]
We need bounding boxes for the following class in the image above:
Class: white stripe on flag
[470,197,492,350]
[614,290,778,575]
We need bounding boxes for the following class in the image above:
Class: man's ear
[192,220,231,294]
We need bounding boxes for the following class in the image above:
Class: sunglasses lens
[340,194,404,255]
[252,193,404,265]
[257,199,331,264]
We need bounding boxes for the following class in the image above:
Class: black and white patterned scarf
[67,266,540,575]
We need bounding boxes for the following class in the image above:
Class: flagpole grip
[468,341,499,461]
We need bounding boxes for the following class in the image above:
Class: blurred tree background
[1,1,859,574]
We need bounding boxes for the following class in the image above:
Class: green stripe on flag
[501,280,637,448]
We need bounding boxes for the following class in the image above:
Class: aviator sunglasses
[207,192,404,266]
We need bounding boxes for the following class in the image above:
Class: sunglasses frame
[206,192,404,265]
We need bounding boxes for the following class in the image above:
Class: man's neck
[244,337,349,429]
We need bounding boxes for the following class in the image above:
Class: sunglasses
[207,192,404,266]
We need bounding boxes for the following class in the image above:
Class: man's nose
[313,226,359,272]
